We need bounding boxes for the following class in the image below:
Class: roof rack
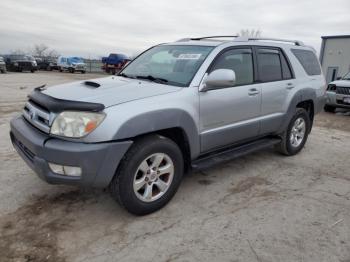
[176,36,304,46]
[246,37,304,46]
[177,36,239,42]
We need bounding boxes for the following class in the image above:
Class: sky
[0,0,349,58]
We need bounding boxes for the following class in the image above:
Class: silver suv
[10,36,326,215]
[324,72,350,112]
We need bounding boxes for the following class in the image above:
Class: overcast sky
[0,0,349,58]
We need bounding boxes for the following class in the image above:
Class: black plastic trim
[29,88,105,113]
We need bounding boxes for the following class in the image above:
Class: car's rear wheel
[110,135,184,215]
[324,105,336,113]
[276,108,310,156]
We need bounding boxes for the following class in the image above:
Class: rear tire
[324,105,336,113]
[276,108,310,156]
[110,135,184,215]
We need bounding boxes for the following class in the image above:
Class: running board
[191,138,281,171]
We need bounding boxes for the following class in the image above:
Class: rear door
[256,47,295,134]
[199,47,261,152]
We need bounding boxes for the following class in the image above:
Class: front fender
[113,109,200,159]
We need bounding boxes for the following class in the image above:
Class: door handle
[248,88,260,96]
[286,83,295,89]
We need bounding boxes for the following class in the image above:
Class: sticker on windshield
[177,54,202,60]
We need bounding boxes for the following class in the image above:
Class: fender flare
[278,88,316,133]
[113,109,200,159]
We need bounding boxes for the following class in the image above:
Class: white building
[320,35,350,83]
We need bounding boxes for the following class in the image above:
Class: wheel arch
[113,109,200,160]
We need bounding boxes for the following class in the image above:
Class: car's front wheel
[110,135,184,215]
[276,108,310,156]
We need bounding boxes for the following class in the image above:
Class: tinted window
[257,49,283,82]
[291,49,321,76]
[210,48,254,85]
[280,52,292,79]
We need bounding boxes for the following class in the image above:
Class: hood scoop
[84,81,100,88]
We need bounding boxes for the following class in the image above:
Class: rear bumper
[325,91,350,109]
[10,116,132,188]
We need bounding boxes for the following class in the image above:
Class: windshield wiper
[135,75,169,84]
[118,73,135,79]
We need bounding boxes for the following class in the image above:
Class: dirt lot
[0,72,349,262]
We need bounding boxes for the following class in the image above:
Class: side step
[191,138,281,171]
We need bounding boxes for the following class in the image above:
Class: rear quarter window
[291,49,321,76]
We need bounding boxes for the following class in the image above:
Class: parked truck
[101,53,130,74]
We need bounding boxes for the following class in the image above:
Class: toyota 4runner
[10,36,326,215]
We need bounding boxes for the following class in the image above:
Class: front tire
[110,135,184,215]
[276,108,310,156]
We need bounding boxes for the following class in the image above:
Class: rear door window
[257,48,293,82]
[291,49,321,76]
[257,49,283,82]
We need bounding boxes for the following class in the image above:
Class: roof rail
[176,36,304,46]
[176,36,238,42]
[246,37,304,46]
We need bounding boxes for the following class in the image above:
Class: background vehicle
[0,56,6,73]
[5,55,37,72]
[57,56,86,73]
[35,57,57,71]
[10,37,326,215]
[324,72,350,112]
[102,53,130,74]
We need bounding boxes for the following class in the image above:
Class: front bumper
[10,116,132,188]
[325,91,350,109]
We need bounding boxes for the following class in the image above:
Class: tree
[33,44,49,57]
[31,44,60,58]
[237,29,262,38]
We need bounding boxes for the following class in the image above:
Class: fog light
[48,163,82,177]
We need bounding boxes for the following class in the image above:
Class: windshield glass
[342,72,350,80]
[68,57,84,64]
[120,45,214,87]
[9,55,27,61]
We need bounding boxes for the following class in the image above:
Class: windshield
[68,57,84,64]
[342,72,350,80]
[120,45,214,87]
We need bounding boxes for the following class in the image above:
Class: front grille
[18,61,32,67]
[336,86,350,95]
[23,101,52,133]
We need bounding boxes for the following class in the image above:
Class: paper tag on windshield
[177,54,202,60]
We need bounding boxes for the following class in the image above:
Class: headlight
[14,62,18,66]
[51,111,105,138]
[32,61,37,66]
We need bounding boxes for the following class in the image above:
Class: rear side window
[291,49,321,76]
[257,49,282,82]
[210,48,254,86]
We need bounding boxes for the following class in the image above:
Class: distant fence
[83,59,104,73]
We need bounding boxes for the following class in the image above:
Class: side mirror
[336,76,342,80]
[200,69,236,92]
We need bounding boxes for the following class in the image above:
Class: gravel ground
[0,72,349,262]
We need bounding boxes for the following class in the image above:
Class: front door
[199,47,261,152]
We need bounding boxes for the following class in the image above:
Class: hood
[330,80,350,87]
[42,76,182,108]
